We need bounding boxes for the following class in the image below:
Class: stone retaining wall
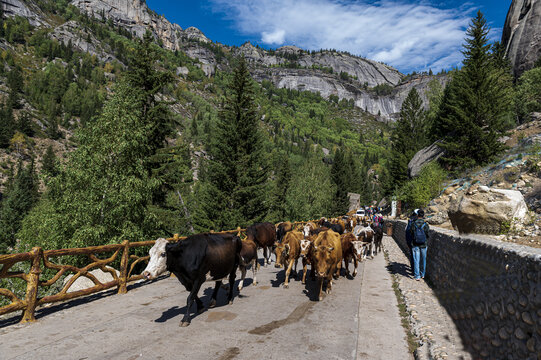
[387,220,541,360]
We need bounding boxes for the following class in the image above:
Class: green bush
[395,162,447,209]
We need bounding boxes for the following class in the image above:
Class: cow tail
[234,236,243,266]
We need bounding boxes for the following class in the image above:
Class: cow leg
[344,256,350,277]
[284,258,295,289]
[209,281,221,308]
[301,257,308,284]
[333,262,341,280]
[238,265,247,291]
[251,259,258,286]
[227,267,237,304]
[326,277,333,295]
[181,277,204,327]
[352,254,358,277]
[263,247,268,267]
[195,296,204,314]
[370,243,374,259]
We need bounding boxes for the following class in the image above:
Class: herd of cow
[142,216,384,327]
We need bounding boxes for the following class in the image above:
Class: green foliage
[286,155,334,220]
[370,83,394,96]
[18,81,161,251]
[515,67,541,122]
[434,11,514,170]
[41,144,59,179]
[395,162,447,209]
[330,148,350,216]
[268,152,291,222]
[388,88,427,191]
[0,103,16,148]
[0,161,39,252]
[194,57,269,230]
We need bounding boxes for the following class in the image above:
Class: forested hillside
[0,1,391,253]
[0,1,540,254]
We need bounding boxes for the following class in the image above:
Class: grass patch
[384,250,419,355]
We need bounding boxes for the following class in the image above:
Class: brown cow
[299,235,316,284]
[276,221,293,243]
[331,218,346,234]
[340,232,358,278]
[312,230,342,301]
[354,225,375,259]
[238,238,259,291]
[302,221,317,237]
[274,230,303,288]
[247,222,276,266]
[371,223,384,256]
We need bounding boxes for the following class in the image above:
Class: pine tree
[41,144,59,178]
[7,65,23,108]
[0,161,39,251]
[269,153,291,222]
[17,111,34,137]
[331,148,349,216]
[434,11,514,169]
[194,57,269,230]
[388,88,426,189]
[0,103,15,148]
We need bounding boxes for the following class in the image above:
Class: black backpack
[412,221,427,245]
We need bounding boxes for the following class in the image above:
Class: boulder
[502,0,541,78]
[448,188,529,234]
[408,141,445,178]
[63,268,120,293]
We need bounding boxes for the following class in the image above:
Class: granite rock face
[502,0,541,78]
[2,0,47,26]
[408,141,445,178]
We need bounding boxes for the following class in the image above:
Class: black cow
[142,233,242,327]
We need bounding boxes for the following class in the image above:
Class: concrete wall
[387,220,541,360]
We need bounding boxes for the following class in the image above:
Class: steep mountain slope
[502,0,541,78]
[65,0,443,120]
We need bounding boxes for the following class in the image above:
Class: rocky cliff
[39,0,443,120]
[1,0,46,26]
[502,0,541,78]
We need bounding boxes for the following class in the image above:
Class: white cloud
[208,0,487,73]
[262,29,286,44]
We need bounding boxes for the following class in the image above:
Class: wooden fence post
[118,240,129,294]
[21,247,42,323]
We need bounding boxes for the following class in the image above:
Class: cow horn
[328,247,334,252]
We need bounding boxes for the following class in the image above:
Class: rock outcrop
[502,0,541,78]
[70,0,197,51]
[448,188,529,234]
[50,21,118,63]
[63,268,120,293]
[408,141,445,178]
[2,0,47,26]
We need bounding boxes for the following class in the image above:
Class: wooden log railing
[0,221,314,324]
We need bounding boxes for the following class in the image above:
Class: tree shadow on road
[386,261,413,279]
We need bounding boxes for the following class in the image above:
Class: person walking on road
[409,209,429,280]
[405,209,418,270]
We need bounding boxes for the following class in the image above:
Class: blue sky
[147,0,512,74]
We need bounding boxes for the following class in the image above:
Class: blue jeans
[412,246,427,279]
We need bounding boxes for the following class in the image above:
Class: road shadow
[154,282,234,323]
[386,261,413,279]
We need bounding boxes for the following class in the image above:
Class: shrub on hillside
[395,162,447,209]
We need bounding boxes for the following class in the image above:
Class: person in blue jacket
[405,209,418,270]
[409,209,430,280]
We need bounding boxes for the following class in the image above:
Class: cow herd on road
[142,216,384,327]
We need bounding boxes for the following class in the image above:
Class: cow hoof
[326,289,332,295]
[237,285,243,291]
[252,281,258,286]
[180,321,190,327]
[283,284,289,289]
[209,299,216,308]
[228,300,233,305]
[274,264,281,268]
[318,296,323,301]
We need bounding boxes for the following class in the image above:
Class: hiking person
[409,209,429,280]
[405,209,418,268]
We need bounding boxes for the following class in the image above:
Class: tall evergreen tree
[269,153,291,222]
[194,57,269,230]
[0,103,15,148]
[0,161,39,252]
[331,148,349,216]
[7,65,23,108]
[434,11,514,169]
[41,144,59,178]
[388,88,426,190]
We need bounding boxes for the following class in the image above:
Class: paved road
[1,239,410,360]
